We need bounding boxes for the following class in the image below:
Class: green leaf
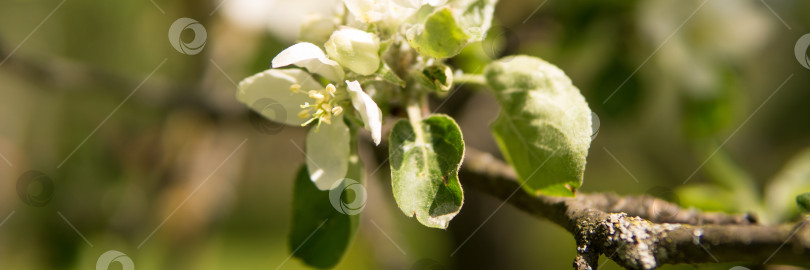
[797,192,810,213]
[675,184,737,213]
[765,148,810,222]
[417,64,453,91]
[406,8,470,59]
[374,62,406,88]
[289,136,363,268]
[389,114,465,229]
[453,0,498,42]
[692,142,764,219]
[484,55,593,196]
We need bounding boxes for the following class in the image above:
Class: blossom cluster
[237,0,453,190]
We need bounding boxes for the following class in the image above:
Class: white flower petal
[344,0,385,23]
[325,27,381,75]
[346,80,383,145]
[386,0,419,22]
[391,0,420,8]
[222,0,339,41]
[423,0,446,6]
[271,42,345,82]
[345,0,418,23]
[236,69,322,126]
[306,118,351,190]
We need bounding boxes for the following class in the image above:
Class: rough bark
[461,148,810,269]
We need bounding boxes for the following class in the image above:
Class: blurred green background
[1,0,809,269]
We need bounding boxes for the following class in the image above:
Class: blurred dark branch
[0,42,124,89]
[460,148,810,270]
[0,40,226,118]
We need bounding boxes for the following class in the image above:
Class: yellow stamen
[301,117,316,127]
[332,106,343,116]
[294,83,346,127]
[308,90,324,100]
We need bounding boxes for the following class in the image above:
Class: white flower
[343,0,445,24]
[237,69,324,126]
[346,80,383,145]
[238,41,386,190]
[306,116,351,190]
[325,27,381,75]
[222,0,340,42]
[272,42,345,82]
[343,0,391,23]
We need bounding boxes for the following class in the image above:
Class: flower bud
[325,27,381,75]
[299,14,338,46]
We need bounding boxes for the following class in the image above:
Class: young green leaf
[484,55,593,196]
[417,64,454,91]
[765,148,810,222]
[289,150,362,268]
[406,8,470,59]
[389,114,465,229]
[453,0,498,42]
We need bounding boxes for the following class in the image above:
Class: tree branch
[460,148,810,269]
